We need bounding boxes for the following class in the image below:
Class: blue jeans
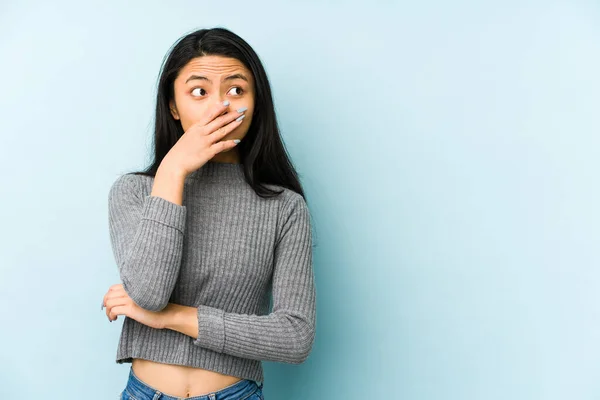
[120,366,264,400]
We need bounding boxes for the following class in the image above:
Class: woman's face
[169,55,255,144]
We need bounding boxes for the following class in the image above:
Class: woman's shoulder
[108,172,154,202]
[258,186,310,228]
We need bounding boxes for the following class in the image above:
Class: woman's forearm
[163,303,199,339]
[151,163,187,205]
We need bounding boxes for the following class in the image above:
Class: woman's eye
[191,86,243,98]
[228,87,244,96]
[191,87,205,97]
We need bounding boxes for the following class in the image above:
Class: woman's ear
[169,100,180,120]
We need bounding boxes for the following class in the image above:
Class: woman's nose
[215,98,229,115]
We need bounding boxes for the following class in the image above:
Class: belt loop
[152,391,162,400]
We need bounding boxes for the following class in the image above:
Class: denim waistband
[122,366,263,400]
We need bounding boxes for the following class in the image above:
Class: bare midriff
[132,358,243,398]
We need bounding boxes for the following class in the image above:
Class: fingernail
[235,114,245,122]
[233,139,241,144]
[236,107,247,113]
[101,301,104,310]
[222,100,230,106]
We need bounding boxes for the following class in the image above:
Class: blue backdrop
[0,1,598,398]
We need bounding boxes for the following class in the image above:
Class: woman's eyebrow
[185,73,248,84]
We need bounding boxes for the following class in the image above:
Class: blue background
[0,1,599,398]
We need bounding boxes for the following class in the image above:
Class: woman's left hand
[102,283,167,329]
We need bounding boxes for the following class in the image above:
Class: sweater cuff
[193,305,225,353]
[141,195,187,233]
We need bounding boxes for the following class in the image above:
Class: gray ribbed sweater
[107,161,316,383]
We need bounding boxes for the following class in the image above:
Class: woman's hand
[162,100,247,177]
[101,283,167,329]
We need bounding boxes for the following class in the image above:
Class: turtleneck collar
[186,161,246,182]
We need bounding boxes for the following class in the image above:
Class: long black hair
[129,27,305,200]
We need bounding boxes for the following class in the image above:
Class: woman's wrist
[158,157,188,180]
[163,303,199,339]
[162,303,183,329]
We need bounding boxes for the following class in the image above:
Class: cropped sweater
[107,161,316,384]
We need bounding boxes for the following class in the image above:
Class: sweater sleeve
[192,193,316,364]
[108,174,187,312]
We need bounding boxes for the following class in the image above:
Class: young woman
[101,27,316,400]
